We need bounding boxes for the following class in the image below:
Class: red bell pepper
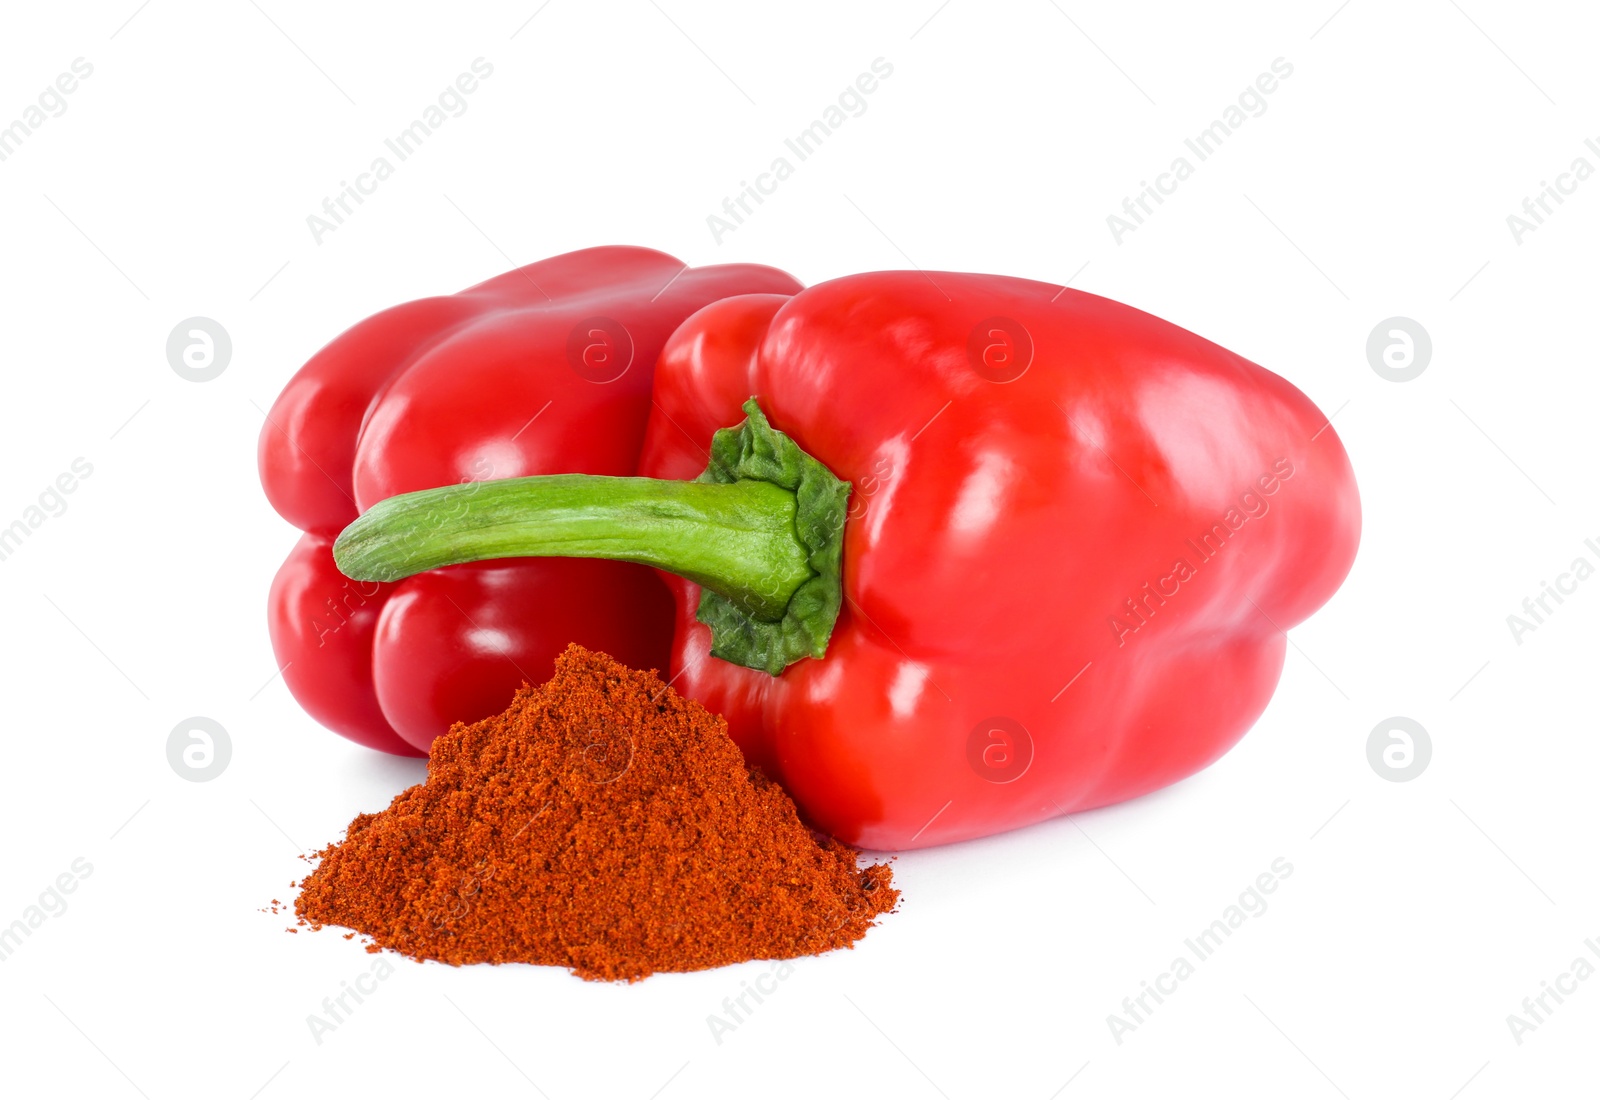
[333,270,1359,849]
[259,246,801,755]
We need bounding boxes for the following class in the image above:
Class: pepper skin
[259,246,802,754]
[333,270,1359,851]
[636,275,1360,848]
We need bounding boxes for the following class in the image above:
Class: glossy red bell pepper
[334,270,1359,849]
[259,246,801,755]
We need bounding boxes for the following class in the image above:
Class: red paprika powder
[295,645,896,980]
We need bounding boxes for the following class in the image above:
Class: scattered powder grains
[294,645,896,981]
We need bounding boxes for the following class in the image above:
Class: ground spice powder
[294,645,897,981]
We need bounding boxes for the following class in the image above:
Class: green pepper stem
[334,474,813,622]
[335,399,850,675]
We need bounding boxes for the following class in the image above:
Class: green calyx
[693,398,849,674]
[332,398,849,675]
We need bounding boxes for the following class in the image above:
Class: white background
[0,2,1595,1097]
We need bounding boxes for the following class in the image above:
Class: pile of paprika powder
[295,645,897,981]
